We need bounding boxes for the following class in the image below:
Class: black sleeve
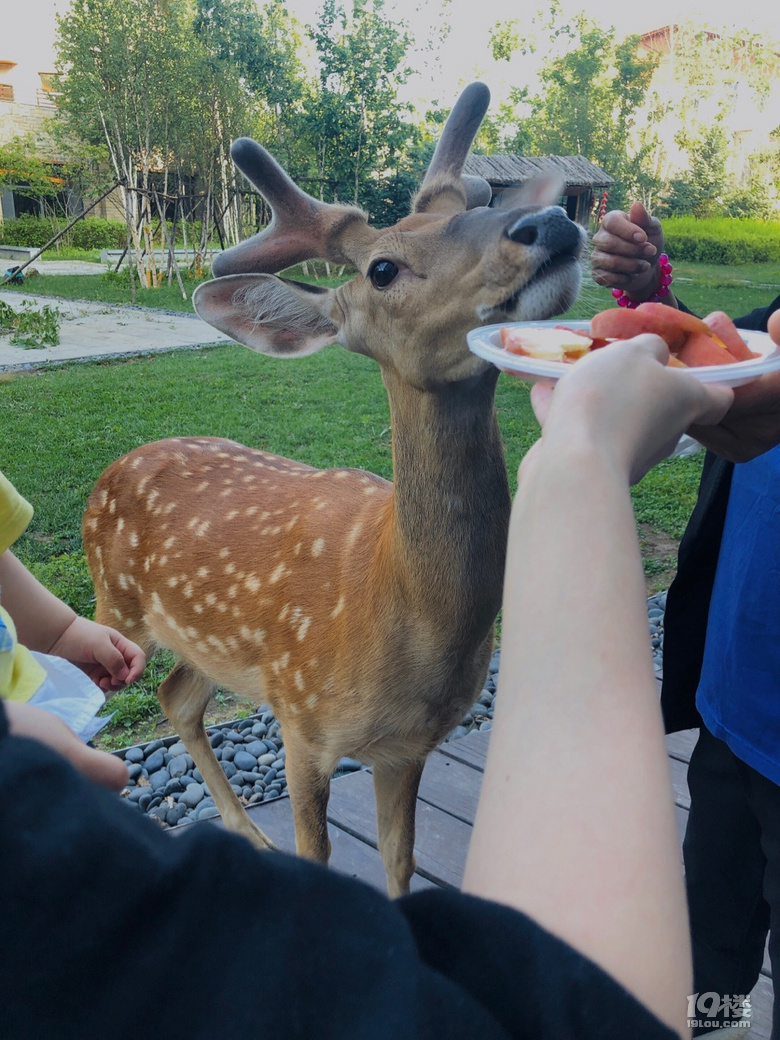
[676,292,780,332]
[0,703,675,1040]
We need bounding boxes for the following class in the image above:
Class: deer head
[193,82,584,389]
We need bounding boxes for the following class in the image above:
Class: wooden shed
[463,154,615,226]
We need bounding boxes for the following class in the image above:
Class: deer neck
[380,365,511,641]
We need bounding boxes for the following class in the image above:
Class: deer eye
[368,260,398,289]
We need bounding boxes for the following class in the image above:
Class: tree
[301,0,419,223]
[0,136,62,225]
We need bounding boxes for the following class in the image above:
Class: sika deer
[83,82,585,896]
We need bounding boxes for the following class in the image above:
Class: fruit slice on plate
[703,311,758,361]
[500,325,593,362]
[590,301,725,353]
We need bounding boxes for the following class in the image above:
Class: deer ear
[193,274,340,357]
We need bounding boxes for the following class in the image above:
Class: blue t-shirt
[696,444,780,783]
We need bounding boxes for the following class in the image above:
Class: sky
[3,0,780,109]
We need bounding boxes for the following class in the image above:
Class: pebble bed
[117,592,667,830]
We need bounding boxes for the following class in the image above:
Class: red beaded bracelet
[612,254,673,309]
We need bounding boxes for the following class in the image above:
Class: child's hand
[49,616,146,692]
[5,700,129,790]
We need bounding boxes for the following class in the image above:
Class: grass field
[2,259,777,746]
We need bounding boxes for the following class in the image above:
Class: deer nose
[507,208,581,254]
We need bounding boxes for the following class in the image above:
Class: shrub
[663,217,780,264]
[0,216,126,250]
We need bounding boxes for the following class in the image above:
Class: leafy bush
[663,217,780,264]
[1,215,126,250]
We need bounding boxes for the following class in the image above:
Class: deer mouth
[492,253,582,321]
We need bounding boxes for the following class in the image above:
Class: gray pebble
[181,783,205,809]
[234,750,257,771]
[144,750,165,774]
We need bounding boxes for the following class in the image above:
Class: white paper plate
[467,320,780,388]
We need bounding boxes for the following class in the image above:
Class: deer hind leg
[281,729,333,865]
[158,660,276,852]
[373,758,425,898]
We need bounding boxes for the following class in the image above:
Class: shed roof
[464,154,614,188]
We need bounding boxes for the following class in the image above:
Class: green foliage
[0,299,61,347]
[0,136,62,199]
[0,216,127,250]
[662,218,780,264]
[27,553,96,618]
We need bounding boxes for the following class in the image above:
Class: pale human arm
[0,549,146,691]
[463,337,733,1037]
[591,201,679,308]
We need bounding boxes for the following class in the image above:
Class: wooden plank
[327,768,472,889]
[211,784,433,894]
[418,749,483,824]
[666,729,699,763]
[436,729,490,770]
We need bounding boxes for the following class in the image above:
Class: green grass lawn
[2,260,776,746]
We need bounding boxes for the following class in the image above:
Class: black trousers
[684,725,780,1037]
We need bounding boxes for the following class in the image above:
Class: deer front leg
[282,729,333,864]
[158,661,276,852]
[373,758,425,898]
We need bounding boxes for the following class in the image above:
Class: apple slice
[500,326,594,361]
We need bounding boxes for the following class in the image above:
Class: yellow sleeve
[0,471,46,701]
[0,471,34,554]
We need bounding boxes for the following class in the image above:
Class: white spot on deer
[164,502,177,515]
[225,562,236,575]
[186,627,199,640]
[295,670,305,691]
[240,626,266,645]
[86,517,98,532]
[196,480,209,493]
[270,562,289,584]
[144,557,151,573]
[297,616,311,642]
[159,555,168,567]
[164,536,176,550]
[244,574,261,593]
[364,486,378,495]
[110,607,123,621]
[131,457,143,470]
[117,573,129,590]
[331,595,345,619]
[306,694,319,709]
[220,487,234,498]
[167,576,179,587]
[226,509,239,521]
[99,489,109,507]
[194,603,204,614]
[205,593,217,606]
[137,475,151,495]
[228,584,239,598]
[217,602,228,613]
[279,604,290,621]
[311,538,325,557]
[285,516,299,532]
[219,548,230,559]
[147,489,160,511]
[117,517,125,534]
[335,471,348,480]
[346,522,363,547]
[226,636,239,651]
[197,567,209,578]
[150,591,164,614]
[246,506,259,517]
[109,498,116,514]
[206,634,228,654]
[183,582,194,599]
[294,542,302,556]
[289,703,300,715]
[315,501,328,510]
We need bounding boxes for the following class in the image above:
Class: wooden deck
[209,723,772,1034]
